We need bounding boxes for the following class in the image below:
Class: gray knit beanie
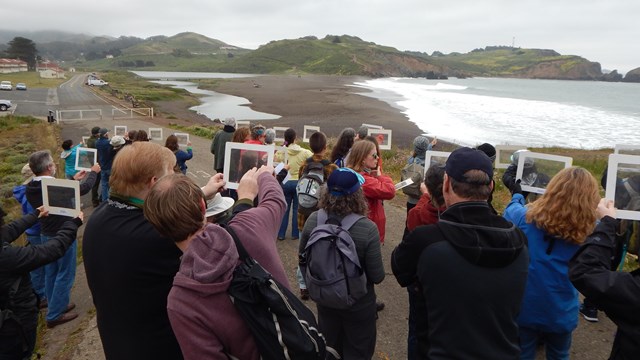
[413,135,431,156]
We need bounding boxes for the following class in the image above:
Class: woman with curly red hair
[503,166,600,360]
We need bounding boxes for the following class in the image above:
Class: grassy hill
[122,32,240,55]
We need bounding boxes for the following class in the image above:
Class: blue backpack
[300,210,368,309]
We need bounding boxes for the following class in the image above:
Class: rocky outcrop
[512,59,602,80]
[623,67,640,83]
[600,70,623,82]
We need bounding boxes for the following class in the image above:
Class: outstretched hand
[596,198,616,220]
[237,167,260,201]
[73,170,87,181]
[202,173,225,199]
[37,206,49,218]
[509,179,523,196]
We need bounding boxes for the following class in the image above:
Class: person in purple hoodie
[143,165,288,360]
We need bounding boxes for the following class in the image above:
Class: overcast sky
[4,0,639,73]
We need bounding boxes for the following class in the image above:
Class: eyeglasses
[370,153,379,159]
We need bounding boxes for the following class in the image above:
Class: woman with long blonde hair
[503,166,599,360]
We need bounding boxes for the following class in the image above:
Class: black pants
[317,299,377,360]
[91,173,101,205]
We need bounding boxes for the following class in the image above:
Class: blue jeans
[519,326,572,360]
[42,234,77,321]
[296,266,306,290]
[101,169,111,202]
[278,180,299,239]
[27,234,46,301]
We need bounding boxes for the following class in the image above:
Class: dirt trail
[39,117,618,359]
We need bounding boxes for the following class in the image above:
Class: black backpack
[224,226,339,360]
[297,159,330,216]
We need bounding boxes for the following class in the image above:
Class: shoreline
[153,75,424,146]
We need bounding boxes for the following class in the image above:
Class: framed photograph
[273,127,288,143]
[515,151,572,195]
[361,123,383,129]
[41,178,81,217]
[174,133,189,147]
[114,125,127,137]
[223,142,275,189]
[495,145,527,169]
[605,154,640,220]
[368,128,392,150]
[236,120,251,128]
[149,128,163,141]
[424,150,451,176]
[74,147,97,172]
[614,144,640,156]
[82,136,90,146]
[302,126,320,143]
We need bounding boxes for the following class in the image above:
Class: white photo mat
[149,128,163,141]
[495,145,527,169]
[174,133,190,147]
[82,136,90,146]
[273,127,288,143]
[515,151,572,195]
[114,125,127,137]
[41,178,81,217]
[74,147,97,172]
[614,144,640,156]
[367,129,392,150]
[236,120,251,128]
[605,154,640,221]
[223,142,275,189]
[302,125,320,143]
[424,150,451,176]
[361,123,383,129]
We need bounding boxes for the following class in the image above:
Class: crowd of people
[0,119,638,360]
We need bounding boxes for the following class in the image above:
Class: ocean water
[352,77,640,149]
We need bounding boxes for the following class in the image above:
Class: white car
[0,81,12,90]
[0,99,12,111]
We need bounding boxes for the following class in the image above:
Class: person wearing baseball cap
[392,147,529,359]
[86,127,102,206]
[96,128,113,202]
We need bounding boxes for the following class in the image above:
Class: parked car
[87,78,108,86]
[0,81,12,90]
[16,83,27,90]
[0,99,12,111]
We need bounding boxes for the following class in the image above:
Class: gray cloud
[2,0,638,72]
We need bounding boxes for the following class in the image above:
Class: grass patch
[167,123,220,140]
[92,70,195,105]
[0,71,66,89]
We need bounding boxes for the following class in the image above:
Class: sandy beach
[154,75,424,146]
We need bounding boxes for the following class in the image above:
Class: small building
[0,58,28,73]
[37,61,66,79]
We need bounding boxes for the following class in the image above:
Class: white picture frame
[361,123,383,129]
[149,128,163,141]
[495,145,527,169]
[424,150,451,176]
[82,136,90,146]
[515,151,572,195]
[236,120,251,128]
[41,178,81,217]
[174,133,190,147]
[223,142,275,189]
[273,127,288,143]
[302,126,320,143]
[367,128,392,150]
[114,125,127,137]
[614,144,640,156]
[74,147,97,172]
[605,154,640,221]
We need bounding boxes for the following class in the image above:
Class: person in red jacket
[406,165,446,232]
[346,140,395,244]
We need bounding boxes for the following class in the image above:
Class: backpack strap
[222,225,251,262]
[316,209,363,230]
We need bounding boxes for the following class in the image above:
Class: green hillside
[122,32,239,55]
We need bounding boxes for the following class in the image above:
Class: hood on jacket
[173,223,239,295]
[438,201,527,268]
[286,144,305,156]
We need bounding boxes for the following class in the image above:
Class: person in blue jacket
[165,134,193,175]
[503,167,600,360]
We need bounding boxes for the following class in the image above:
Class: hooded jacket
[276,144,313,180]
[167,223,259,360]
[12,185,40,236]
[392,201,529,359]
[210,125,235,173]
[503,193,581,334]
[569,216,640,360]
[360,170,395,243]
[406,193,445,232]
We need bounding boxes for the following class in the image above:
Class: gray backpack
[300,210,367,309]
[296,159,329,216]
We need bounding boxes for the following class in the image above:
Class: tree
[6,37,38,70]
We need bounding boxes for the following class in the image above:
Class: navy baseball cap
[445,147,494,184]
[327,168,365,197]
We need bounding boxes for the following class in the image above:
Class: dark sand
[154,75,423,146]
